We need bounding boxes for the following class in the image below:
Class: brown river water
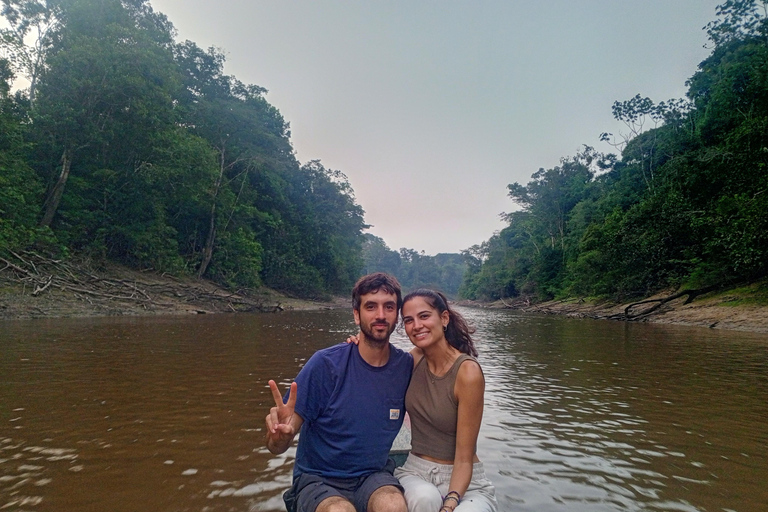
[1,308,767,512]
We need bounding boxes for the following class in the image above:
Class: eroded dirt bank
[461,283,768,334]
[3,252,768,334]
[0,252,345,320]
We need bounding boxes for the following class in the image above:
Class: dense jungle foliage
[460,0,768,302]
[5,1,765,304]
[0,0,375,298]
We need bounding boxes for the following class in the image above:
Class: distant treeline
[0,0,375,298]
[460,1,768,302]
[361,234,465,297]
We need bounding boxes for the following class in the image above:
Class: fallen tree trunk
[619,285,722,320]
[499,296,532,309]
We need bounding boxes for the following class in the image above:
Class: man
[266,272,413,512]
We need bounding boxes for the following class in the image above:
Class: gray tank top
[406,353,477,461]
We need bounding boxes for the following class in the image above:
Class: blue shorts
[284,459,403,512]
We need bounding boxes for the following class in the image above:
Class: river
[1,308,767,512]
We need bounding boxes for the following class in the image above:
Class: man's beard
[360,321,395,345]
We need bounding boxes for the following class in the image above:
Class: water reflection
[1,309,767,512]
[465,309,768,512]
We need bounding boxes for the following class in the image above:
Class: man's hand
[265,380,299,454]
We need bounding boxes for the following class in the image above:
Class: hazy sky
[150,0,722,255]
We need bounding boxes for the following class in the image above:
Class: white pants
[394,453,498,512]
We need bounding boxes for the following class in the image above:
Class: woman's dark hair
[402,289,477,357]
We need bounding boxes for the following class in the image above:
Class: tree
[507,147,598,255]
[0,57,45,251]
[600,95,692,191]
[705,0,768,47]
[32,0,180,230]
[0,0,62,104]
[283,161,367,295]
[361,234,401,276]
[173,41,296,279]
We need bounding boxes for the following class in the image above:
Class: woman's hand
[346,334,360,345]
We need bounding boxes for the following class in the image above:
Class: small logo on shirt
[389,409,400,420]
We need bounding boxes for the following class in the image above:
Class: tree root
[612,285,722,321]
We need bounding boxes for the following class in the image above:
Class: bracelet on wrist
[441,490,461,512]
[443,490,461,503]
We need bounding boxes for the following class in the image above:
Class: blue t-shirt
[291,342,412,479]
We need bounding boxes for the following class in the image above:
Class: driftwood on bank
[612,285,721,321]
[0,251,284,315]
[499,296,532,310]
[489,285,724,323]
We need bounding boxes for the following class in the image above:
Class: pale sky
[150,0,721,255]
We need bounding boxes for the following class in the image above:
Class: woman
[395,289,497,512]
[353,289,497,512]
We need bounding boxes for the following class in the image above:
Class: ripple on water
[2,309,767,512]
[0,437,79,510]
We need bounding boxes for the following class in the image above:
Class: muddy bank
[3,252,768,335]
[458,283,768,334]
[0,252,346,320]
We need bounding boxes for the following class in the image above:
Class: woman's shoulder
[456,355,484,384]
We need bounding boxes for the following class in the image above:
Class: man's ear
[353,309,361,326]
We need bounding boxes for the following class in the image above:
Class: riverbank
[461,281,768,334]
[3,253,768,334]
[0,254,346,320]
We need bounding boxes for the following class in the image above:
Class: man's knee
[316,495,356,512]
[367,485,407,512]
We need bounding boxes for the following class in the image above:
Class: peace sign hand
[265,380,299,454]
